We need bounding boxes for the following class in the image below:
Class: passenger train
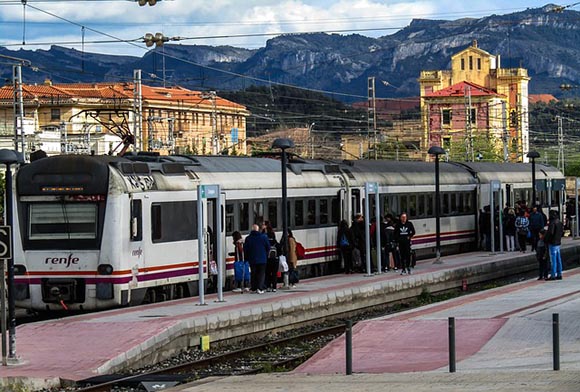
[12,153,565,311]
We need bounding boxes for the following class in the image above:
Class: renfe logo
[45,254,80,268]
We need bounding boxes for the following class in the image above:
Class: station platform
[2,239,580,390]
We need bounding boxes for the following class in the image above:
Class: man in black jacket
[395,212,415,275]
[545,210,564,280]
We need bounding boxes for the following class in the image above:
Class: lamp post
[428,146,445,264]
[527,151,540,207]
[272,138,295,256]
[0,149,24,364]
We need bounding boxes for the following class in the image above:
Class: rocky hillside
[1,4,578,100]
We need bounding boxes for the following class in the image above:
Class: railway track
[75,324,346,392]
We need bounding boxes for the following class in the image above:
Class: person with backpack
[244,224,270,294]
[337,220,355,274]
[515,210,530,253]
[262,221,280,292]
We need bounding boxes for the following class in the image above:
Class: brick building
[0,81,249,156]
[419,40,530,162]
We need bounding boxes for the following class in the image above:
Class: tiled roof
[424,81,503,98]
[0,82,246,110]
[529,94,558,104]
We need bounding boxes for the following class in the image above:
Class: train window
[408,195,417,218]
[450,193,458,215]
[465,192,474,213]
[151,201,196,243]
[130,199,142,241]
[29,203,98,240]
[387,195,399,216]
[267,200,278,229]
[426,193,434,216]
[225,202,235,235]
[331,197,339,224]
[253,201,264,227]
[400,195,408,215]
[295,200,304,227]
[239,202,249,232]
[458,193,465,214]
[320,199,329,225]
[307,199,316,226]
[442,193,450,215]
[418,194,425,217]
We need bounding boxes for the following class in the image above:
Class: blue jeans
[549,244,562,278]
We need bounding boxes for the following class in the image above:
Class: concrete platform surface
[172,268,580,392]
[170,371,580,392]
[1,239,579,390]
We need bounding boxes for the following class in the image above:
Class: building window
[477,58,482,70]
[442,109,452,125]
[443,137,451,150]
[51,109,61,121]
[469,108,476,124]
[461,58,465,70]
[469,56,473,70]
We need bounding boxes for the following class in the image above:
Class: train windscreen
[29,203,98,240]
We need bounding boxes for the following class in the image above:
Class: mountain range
[1,4,579,101]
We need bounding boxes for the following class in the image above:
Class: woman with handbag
[287,230,299,288]
[232,231,250,292]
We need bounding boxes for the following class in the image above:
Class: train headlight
[14,264,27,275]
[97,264,114,275]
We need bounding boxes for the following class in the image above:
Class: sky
[0,0,573,58]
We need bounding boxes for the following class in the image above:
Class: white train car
[11,153,565,311]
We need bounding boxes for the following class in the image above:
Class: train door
[205,192,227,292]
[505,184,513,207]
[127,195,144,305]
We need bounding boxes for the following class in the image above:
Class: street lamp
[272,138,295,256]
[428,146,445,264]
[0,149,24,364]
[527,151,540,207]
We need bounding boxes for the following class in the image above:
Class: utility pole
[13,65,25,154]
[367,77,377,159]
[465,85,474,162]
[502,101,508,162]
[557,115,565,173]
[133,69,143,152]
[59,122,68,154]
[206,91,218,155]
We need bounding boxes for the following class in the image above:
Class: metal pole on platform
[498,187,504,253]
[0,150,23,364]
[272,139,295,257]
[0,259,6,366]
[197,185,206,306]
[428,146,445,264]
[553,313,560,371]
[528,151,540,208]
[573,178,580,238]
[490,181,495,254]
[215,185,224,303]
[364,184,372,275]
[345,320,353,375]
[374,188,381,273]
[448,317,456,373]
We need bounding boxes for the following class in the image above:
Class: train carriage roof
[334,160,476,186]
[453,162,564,184]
